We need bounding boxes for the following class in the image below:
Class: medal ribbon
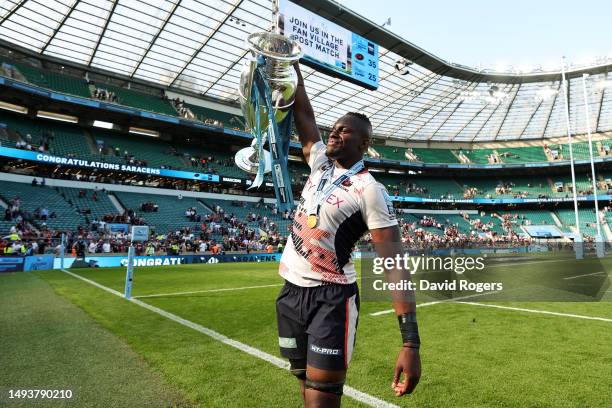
[308,159,365,219]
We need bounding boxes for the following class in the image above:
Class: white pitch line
[369,301,442,316]
[60,270,399,408]
[457,302,612,323]
[563,271,607,280]
[369,290,502,316]
[485,258,571,269]
[133,283,283,299]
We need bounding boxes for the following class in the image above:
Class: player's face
[326,116,368,161]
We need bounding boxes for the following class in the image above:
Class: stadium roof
[0,0,611,142]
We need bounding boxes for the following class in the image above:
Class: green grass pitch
[1,257,611,407]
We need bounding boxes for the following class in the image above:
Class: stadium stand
[398,213,445,235]
[552,174,596,196]
[1,59,90,97]
[0,110,42,144]
[0,182,84,231]
[504,176,554,197]
[179,146,243,177]
[200,198,293,233]
[3,57,612,170]
[461,176,553,199]
[0,109,95,159]
[185,103,241,128]
[499,210,557,229]
[377,174,464,198]
[51,127,95,158]
[57,187,119,222]
[114,192,207,234]
[0,129,16,148]
[40,71,91,98]
[94,83,177,116]
[442,214,474,234]
[411,147,460,163]
[555,208,600,237]
[460,148,497,164]
[398,211,510,237]
[92,129,185,169]
[372,145,407,161]
[547,141,598,161]
[477,213,506,234]
[496,146,548,163]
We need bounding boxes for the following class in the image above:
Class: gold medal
[306,215,318,229]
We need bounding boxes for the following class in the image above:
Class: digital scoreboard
[277,0,380,90]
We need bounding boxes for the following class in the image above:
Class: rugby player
[276,63,421,407]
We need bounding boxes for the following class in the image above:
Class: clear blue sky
[342,0,611,69]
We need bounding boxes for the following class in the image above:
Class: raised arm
[293,63,322,164]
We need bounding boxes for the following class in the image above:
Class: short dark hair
[344,112,372,139]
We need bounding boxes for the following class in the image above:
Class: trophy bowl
[236,32,302,176]
[234,145,272,174]
[239,32,302,133]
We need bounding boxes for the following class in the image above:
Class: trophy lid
[247,32,302,62]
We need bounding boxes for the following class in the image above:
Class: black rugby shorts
[276,280,360,371]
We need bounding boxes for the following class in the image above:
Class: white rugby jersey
[279,141,398,286]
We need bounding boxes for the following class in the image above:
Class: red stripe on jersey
[344,298,349,369]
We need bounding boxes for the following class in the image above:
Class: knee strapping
[304,378,344,396]
[289,359,306,380]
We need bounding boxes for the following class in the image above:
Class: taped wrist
[398,312,420,348]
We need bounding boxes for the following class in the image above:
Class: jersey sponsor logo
[310,344,342,355]
[325,193,344,208]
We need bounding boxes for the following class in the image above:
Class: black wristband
[398,312,420,348]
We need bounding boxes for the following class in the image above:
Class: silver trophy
[235,32,302,175]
